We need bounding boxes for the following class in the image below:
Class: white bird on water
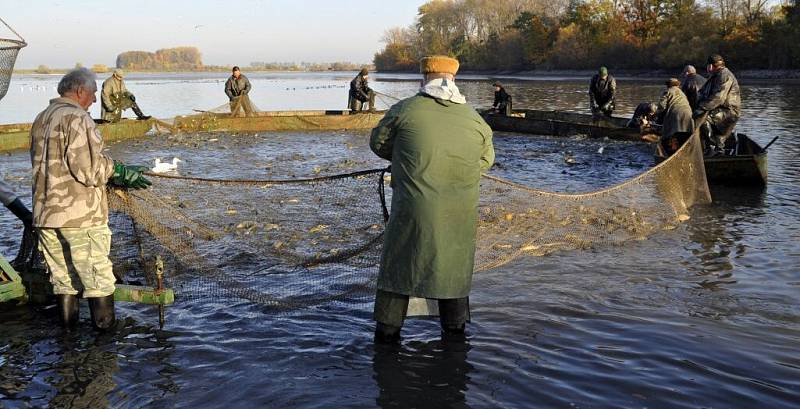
[151,157,182,173]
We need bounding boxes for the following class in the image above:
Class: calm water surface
[1,73,799,408]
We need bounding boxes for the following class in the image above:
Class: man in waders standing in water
[369,56,495,343]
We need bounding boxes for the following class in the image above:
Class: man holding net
[370,56,495,343]
[31,68,151,331]
[225,66,254,117]
[348,68,375,113]
[100,69,151,122]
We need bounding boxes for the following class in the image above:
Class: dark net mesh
[0,38,24,101]
[105,132,710,310]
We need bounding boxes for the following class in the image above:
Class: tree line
[374,0,800,71]
[116,47,203,70]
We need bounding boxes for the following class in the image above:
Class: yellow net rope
[106,128,709,309]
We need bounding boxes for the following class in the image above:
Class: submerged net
[107,131,710,310]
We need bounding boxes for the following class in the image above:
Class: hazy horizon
[2,0,425,69]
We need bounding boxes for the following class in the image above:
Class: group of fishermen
[97,65,257,122]
[2,53,742,344]
[487,53,741,156]
[2,57,491,344]
[593,54,741,155]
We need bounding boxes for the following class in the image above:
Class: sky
[1,0,426,69]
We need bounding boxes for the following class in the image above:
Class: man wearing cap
[694,54,741,153]
[657,78,694,154]
[349,68,375,112]
[32,68,152,331]
[370,55,494,343]
[589,66,617,117]
[100,69,151,122]
[680,65,706,112]
[492,82,512,115]
[225,66,254,117]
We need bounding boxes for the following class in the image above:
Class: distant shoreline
[12,67,355,75]
[384,69,800,81]
[13,68,800,82]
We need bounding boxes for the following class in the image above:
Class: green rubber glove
[110,162,152,190]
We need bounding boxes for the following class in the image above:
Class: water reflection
[373,339,473,409]
[0,305,178,408]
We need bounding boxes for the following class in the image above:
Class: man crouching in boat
[31,68,152,331]
[694,54,741,155]
[369,56,495,343]
[100,69,151,122]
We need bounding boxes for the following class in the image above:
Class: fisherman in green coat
[369,55,495,343]
[100,69,150,122]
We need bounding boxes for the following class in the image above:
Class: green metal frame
[1,253,174,305]
[0,255,26,303]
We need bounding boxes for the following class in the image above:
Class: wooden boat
[655,133,769,186]
[482,109,643,141]
[0,110,385,152]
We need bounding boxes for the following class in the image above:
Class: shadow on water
[373,339,473,409]
[0,305,179,407]
[687,186,768,289]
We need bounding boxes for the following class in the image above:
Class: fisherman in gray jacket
[694,54,741,154]
[657,78,694,154]
[225,66,254,117]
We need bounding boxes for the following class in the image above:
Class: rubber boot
[56,294,79,330]
[88,295,116,331]
[131,103,151,121]
[374,322,401,344]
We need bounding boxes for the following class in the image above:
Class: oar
[762,135,779,151]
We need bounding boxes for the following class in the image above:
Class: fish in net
[105,131,710,311]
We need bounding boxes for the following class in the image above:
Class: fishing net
[201,95,261,116]
[0,17,26,102]
[105,130,710,310]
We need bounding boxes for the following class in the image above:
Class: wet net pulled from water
[105,130,711,311]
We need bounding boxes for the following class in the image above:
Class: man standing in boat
[657,78,694,154]
[492,82,513,115]
[680,65,706,112]
[694,54,741,154]
[100,69,151,122]
[31,68,152,331]
[369,56,494,343]
[589,66,616,118]
[348,68,375,113]
[225,66,254,117]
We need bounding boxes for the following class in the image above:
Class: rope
[144,168,386,186]
[0,17,26,44]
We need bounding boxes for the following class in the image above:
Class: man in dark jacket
[627,102,657,129]
[349,68,375,112]
[225,66,254,117]
[680,65,706,112]
[694,54,741,153]
[369,56,494,343]
[589,66,616,117]
[492,82,512,115]
[657,78,694,154]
